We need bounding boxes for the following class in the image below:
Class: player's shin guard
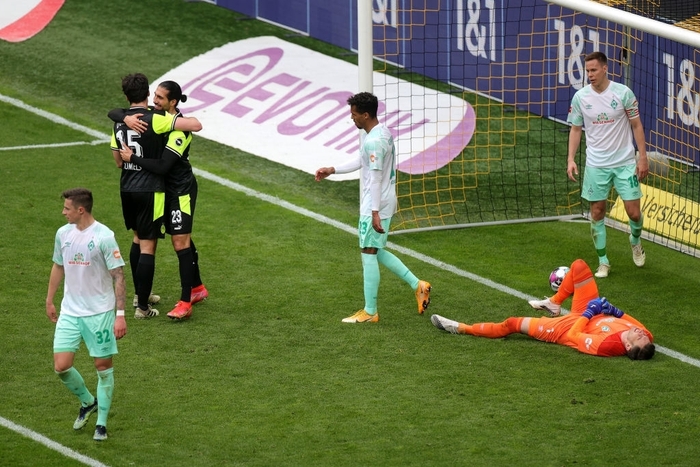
[129,242,140,295]
[57,367,95,406]
[465,318,522,338]
[361,253,380,314]
[591,219,608,262]
[177,247,194,302]
[96,368,114,427]
[629,215,644,245]
[377,249,419,290]
[136,254,155,309]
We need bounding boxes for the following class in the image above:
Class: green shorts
[582,164,642,202]
[54,311,118,358]
[358,216,391,249]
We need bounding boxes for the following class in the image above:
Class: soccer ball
[549,266,570,292]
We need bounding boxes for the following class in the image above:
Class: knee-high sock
[362,253,380,314]
[177,248,194,302]
[57,367,94,406]
[552,259,599,314]
[591,219,608,264]
[129,242,140,296]
[629,215,644,245]
[190,239,203,288]
[377,249,420,290]
[96,368,114,427]
[459,317,523,338]
[136,254,155,310]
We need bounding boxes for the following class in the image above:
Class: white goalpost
[357,0,700,256]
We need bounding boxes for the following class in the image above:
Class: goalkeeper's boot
[594,263,610,278]
[631,243,646,267]
[73,398,98,430]
[190,284,209,304]
[415,280,432,314]
[167,301,193,320]
[528,297,561,316]
[430,314,460,334]
[133,293,161,308]
[342,310,378,323]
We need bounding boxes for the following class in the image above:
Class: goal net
[367,0,700,254]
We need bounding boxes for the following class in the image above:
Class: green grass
[1,1,700,466]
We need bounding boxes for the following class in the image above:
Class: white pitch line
[0,417,110,467]
[3,91,695,368]
[2,89,698,465]
[0,141,109,151]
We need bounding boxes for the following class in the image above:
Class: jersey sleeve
[52,229,64,266]
[110,130,119,151]
[621,86,640,120]
[567,316,628,356]
[99,232,125,270]
[165,130,190,158]
[567,93,583,126]
[364,135,386,171]
[152,112,176,134]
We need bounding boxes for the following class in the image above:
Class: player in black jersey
[112,80,208,321]
[109,73,202,320]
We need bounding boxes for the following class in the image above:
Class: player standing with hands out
[315,92,431,323]
[46,188,127,441]
[567,51,649,278]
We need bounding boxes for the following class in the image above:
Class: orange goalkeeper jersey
[527,313,653,357]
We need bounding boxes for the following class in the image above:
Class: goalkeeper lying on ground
[431,259,655,360]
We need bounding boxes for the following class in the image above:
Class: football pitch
[1,1,700,466]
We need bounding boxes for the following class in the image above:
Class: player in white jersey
[315,92,431,323]
[46,188,127,441]
[567,51,649,278]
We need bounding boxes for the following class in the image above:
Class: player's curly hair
[627,342,656,360]
[347,92,378,119]
[121,73,150,104]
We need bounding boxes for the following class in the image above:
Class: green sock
[96,367,114,427]
[361,253,380,314]
[377,249,420,290]
[629,215,644,245]
[591,219,609,264]
[56,367,94,406]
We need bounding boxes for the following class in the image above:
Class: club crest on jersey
[113,250,121,259]
[370,154,376,163]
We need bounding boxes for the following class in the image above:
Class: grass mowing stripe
[4,92,698,372]
[0,417,109,467]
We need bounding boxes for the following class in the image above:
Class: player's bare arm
[46,263,64,323]
[630,118,649,181]
[110,266,127,339]
[567,125,582,182]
